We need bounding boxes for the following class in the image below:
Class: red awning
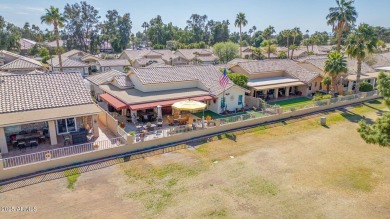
[100,93,127,110]
[129,95,214,110]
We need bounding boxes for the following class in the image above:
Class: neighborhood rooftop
[131,65,235,95]
[0,73,93,114]
[234,59,320,83]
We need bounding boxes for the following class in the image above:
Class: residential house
[298,56,379,93]
[173,49,219,65]
[97,59,131,73]
[0,50,45,74]
[0,73,101,154]
[50,49,91,77]
[19,38,37,55]
[230,59,323,100]
[87,65,247,121]
[87,70,127,101]
[119,49,174,67]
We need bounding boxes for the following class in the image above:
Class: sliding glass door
[57,118,77,134]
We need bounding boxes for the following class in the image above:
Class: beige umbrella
[172,99,207,111]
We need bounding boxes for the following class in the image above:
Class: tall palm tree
[41,6,66,72]
[326,0,358,52]
[281,29,291,58]
[262,26,275,59]
[324,51,348,96]
[289,27,300,60]
[345,24,378,93]
[235,12,248,58]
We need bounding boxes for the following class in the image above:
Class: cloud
[0,4,44,15]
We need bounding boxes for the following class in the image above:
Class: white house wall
[208,86,246,114]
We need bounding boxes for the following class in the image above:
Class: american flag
[219,68,229,88]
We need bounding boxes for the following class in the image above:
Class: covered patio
[248,77,306,101]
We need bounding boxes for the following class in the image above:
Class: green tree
[228,73,248,88]
[280,29,291,58]
[262,26,275,58]
[213,42,239,63]
[326,0,358,52]
[235,12,248,58]
[345,24,378,93]
[322,76,332,93]
[41,6,66,71]
[289,27,302,60]
[358,72,390,146]
[324,51,348,96]
[39,47,50,63]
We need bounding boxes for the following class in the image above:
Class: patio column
[0,127,8,154]
[92,115,99,137]
[121,109,126,116]
[48,120,58,145]
[348,81,354,91]
[130,110,137,124]
[275,88,279,99]
[285,87,290,97]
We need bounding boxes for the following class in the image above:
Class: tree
[326,0,358,52]
[322,76,332,93]
[235,12,248,58]
[228,73,248,88]
[345,24,378,93]
[102,10,132,52]
[186,14,208,44]
[142,22,149,46]
[39,47,50,63]
[41,6,66,72]
[324,51,348,96]
[280,29,291,58]
[357,72,390,147]
[289,27,301,60]
[262,26,275,58]
[63,1,100,52]
[213,42,239,63]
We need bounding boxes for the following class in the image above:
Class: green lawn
[268,97,313,109]
[192,110,264,120]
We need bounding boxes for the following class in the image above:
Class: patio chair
[29,139,38,148]
[173,112,179,119]
[17,141,26,151]
[167,116,174,126]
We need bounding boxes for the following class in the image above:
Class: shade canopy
[172,99,207,111]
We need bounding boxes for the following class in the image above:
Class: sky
[0,0,389,34]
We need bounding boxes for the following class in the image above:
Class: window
[57,118,77,134]
[220,97,226,109]
[314,82,317,88]
[238,95,243,106]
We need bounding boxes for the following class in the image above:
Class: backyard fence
[2,137,126,169]
[282,91,379,113]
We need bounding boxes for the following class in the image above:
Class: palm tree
[235,12,248,58]
[322,76,332,93]
[281,29,291,58]
[324,51,348,96]
[289,27,300,60]
[262,26,275,59]
[345,24,378,93]
[326,0,358,52]
[41,6,66,72]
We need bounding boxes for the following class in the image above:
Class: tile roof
[87,70,126,85]
[0,58,42,70]
[175,49,217,61]
[300,56,375,74]
[134,58,165,65]
[112,75,134,89]
[98,59,130,67]
[233,59,320,83]
[371,53,390,68]
[0,73,93,114]
[51,56,89,68]
[46,40,64,48]
[0,50,24,59]
[131,65,234,95]
[20,38,37,50]
[121,49,174,63]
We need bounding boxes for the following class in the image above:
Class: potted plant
[120,122,125,128]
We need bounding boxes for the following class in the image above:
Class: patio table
[16,133,41,141]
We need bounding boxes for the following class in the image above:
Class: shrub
[359,82,373,92]
[313,93,332,101]
[128,131,136,136]
[277,51,287,59]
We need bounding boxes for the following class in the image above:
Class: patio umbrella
[172,99,207,111]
